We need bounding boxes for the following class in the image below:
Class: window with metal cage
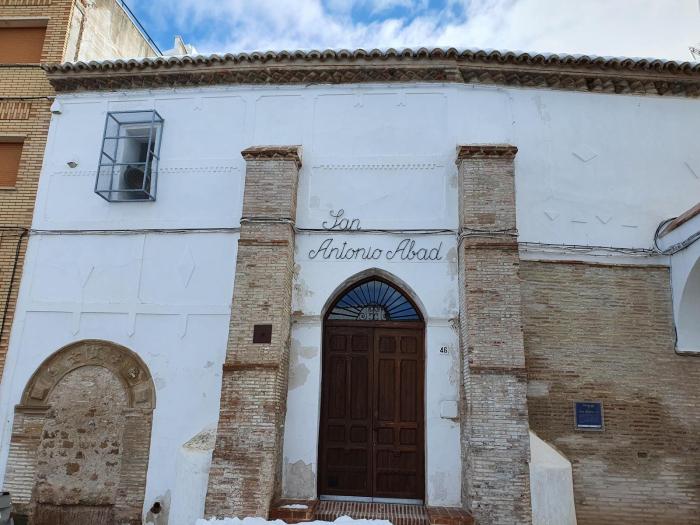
[95,110,163,202]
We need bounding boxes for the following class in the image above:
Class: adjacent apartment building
[0,49,698,525]
[0,0,159,383]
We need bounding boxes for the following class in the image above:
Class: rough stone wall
[206,147,301,519]
[522,261,700,524]
[34,366,128,514]
[456,145,532,525]
[69,0,156,62]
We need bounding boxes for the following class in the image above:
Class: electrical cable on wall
[0,229,28,351]
[26,225,669,259]
[653,217,700,255]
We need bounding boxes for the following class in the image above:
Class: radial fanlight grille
[328,279,420,321]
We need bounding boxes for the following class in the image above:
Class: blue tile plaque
[575,401,604,430]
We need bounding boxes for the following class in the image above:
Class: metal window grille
[95,110,163,202]
[327,279,421,321]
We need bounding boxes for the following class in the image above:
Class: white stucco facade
[529,431,576,525]
[658,213,700,353]
[1,81,699,522]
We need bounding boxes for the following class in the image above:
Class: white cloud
[133,0,700,61]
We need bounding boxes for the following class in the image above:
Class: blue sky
[126,0,700,61]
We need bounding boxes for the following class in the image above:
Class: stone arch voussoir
[20,339,155,410]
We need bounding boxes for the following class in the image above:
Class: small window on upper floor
[0,25,47,64]
[0,140,23,188]
[95,111,163,202]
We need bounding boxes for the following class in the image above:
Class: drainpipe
[0,228,28,351]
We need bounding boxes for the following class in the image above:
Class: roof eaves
[41,47,700,97]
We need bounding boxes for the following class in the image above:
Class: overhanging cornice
[42,48,700,98]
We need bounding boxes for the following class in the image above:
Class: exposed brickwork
[521,261,700,524]
[270,500,474,525]
[456,145,532,525]
[206,148,301,518]
[427,506,475,525]
[0,230,25,376]
[269,499,318,523]
[316,501,428,525]
[0,1,52,6]
[0,101,31,120]
[4,340,155,523]
[3,406,47,511]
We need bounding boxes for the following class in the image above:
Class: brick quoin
[205,146,302,518]
[456,145,532,525]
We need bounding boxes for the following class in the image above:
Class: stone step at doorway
[269,500,474,525]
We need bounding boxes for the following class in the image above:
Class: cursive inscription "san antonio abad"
[309,210,443,261]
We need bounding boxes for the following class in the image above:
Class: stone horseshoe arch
[5,340,156,525]
[20,339,155,409]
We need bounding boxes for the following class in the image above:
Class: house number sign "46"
[439,346,449,355]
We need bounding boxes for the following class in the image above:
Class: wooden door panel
[377,358,396,422]
[320,325,424,500]
[319,326,373,496]
[372,329,424,500]
[327,355,346,418]
[400,360,418,422]
[350,357,369,419]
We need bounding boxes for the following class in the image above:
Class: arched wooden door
[318,278,425,501]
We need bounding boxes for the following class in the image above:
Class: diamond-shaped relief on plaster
[685,160,700,179]
[543,210,560,221]
[572,145,598,163]
[596,215,612,225]
[177,246,196,288]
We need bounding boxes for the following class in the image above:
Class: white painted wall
[287,234,461,505]
[660,214,700,353]
[34,83,700,242]
[0,232,236,525]
[1,81,698,519]
[529,432,577,525]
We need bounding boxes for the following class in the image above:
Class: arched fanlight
[327,279,421,321]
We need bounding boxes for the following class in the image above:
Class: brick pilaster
[205,146,301,518]
[456,145,531,525]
